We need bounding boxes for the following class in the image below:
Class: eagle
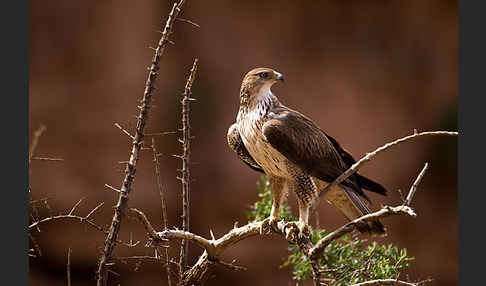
[227,67,387,239]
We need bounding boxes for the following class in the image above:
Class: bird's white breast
[237,92,290,177]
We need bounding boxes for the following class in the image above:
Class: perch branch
[319,130,457,198]
[95,1,186,285]
[179,58,199,274]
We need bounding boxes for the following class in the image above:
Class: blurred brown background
[29,0,457,285]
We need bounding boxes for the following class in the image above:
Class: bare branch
[104,184,121,194]
[31,157,64,162]
[150,138,173,286]
[146,131,177,136]
[114,123,135,140]
[130,208,165,243]
[406,163,429,206]
[85,202,105,220]
[175,18,200,28]
[216,259,247,272]
[319,131,457,198]
[350,279,417,286]
[309,205,416,260]
[179,58,199,274]
[68,198,84,216]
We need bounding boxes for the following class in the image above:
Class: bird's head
[240,67,284,102]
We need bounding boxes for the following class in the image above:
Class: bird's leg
[284,175,316,242]
[260,176,286,234]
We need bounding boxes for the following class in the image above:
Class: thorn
[210,229,215,240]
[175,18,200,28]
[104,184,121,193]
[68,198,84,216]
[413,128,418,135]
[234,221,239,229]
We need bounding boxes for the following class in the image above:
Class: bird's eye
[259,72,268,78]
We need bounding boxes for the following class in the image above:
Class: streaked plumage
[227,67,387,236]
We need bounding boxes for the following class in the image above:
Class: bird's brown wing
[262,106,369,201]
[227,123,264,173]
[324,133,387,196]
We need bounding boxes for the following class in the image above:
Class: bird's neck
[239,84,279,114]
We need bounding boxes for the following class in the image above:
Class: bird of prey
[227,67,387,239]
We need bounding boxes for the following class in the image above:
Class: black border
[2,0,29,284]
[2,1,477,285]
[459,1,484,285]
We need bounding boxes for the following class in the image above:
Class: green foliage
[249,176,414,285]
[247,176,294,222]
[282,230,414,285]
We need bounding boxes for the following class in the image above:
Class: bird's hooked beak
[274,71,284,82]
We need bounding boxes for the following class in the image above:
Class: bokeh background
[29,1,457,285]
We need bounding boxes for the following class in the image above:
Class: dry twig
[95,2,186,285]
[406,163,429,206]
[350,279,418,286]
[151,138,173,285]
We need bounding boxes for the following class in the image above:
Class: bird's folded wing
[227,123,264,173]
[262,106,368,200]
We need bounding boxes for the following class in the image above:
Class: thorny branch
[95,1,186,285]
[179,58,199,275]
[28,201,137,248]
[130,130,456,285]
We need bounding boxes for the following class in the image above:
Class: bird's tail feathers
[355,174,387,196]
[342,187,386,236]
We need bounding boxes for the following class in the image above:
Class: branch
[179,58,199,274]
[406,163,429,206]
[350,279,418,286]
[95,2,186,285]
[309,205,416,260]
[319,130,457,198]
[28,202,138,247]
[151,138,172,286]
